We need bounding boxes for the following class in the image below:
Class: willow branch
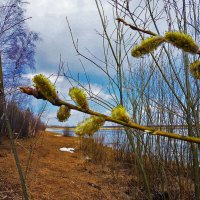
[116,17,157,36]
[20,86,200,144]
[116,17,200,55]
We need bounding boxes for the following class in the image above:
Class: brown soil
[0,132,132,200]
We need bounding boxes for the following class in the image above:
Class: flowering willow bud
[165,32,199,54]
[111,105,130,123]
[32,74,58,102]
[131,36,165,57]
[190,60,200,79]
[57,105,71,122]
[69,87,89,109]
[74,116,105,136]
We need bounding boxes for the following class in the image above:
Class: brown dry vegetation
[0,132,133,200]
[0,131,195,200]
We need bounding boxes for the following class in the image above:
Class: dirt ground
[0,132,132,200]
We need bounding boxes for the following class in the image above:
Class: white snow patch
[59,147,75,153]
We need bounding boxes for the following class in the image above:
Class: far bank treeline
[0,101,45,138]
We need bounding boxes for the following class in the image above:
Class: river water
[46,128,126,147]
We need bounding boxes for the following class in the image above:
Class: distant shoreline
[47,124,198,131]
[46,127,124,131]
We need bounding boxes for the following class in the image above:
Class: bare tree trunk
[0,54,29,200]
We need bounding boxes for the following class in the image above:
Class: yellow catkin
[111,105,130,123]
[74,116,105,136]
[131,36,165,57]
[165,32,199,54]
[57,105,71,122]
[32,74,57,102]
[69,87,89,109]
[190,60,200,79]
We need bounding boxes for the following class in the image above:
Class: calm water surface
[46,128,125,146]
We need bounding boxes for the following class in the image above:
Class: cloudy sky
[24,0,116,126]
[22,0,173,126]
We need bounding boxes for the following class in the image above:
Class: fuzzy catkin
[32,74,57,102]
[190,60,200,79]
[111,105,130,123]
[74,116,105,136]
[69,87,89,109]
[165,32,199,54]
[131,36,165,57]
[57,105,71,122]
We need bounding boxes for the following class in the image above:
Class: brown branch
[116,17,200,55]
[116,17,157,36]
[20,86,200,144]
[19,87,46,101]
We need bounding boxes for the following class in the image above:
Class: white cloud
[24,0,112,74]
[84,83,112,101]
